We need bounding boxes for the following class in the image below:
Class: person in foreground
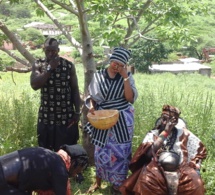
[30,37,81,152]
[120,105,207,195]
[84,47,138,194]
[0,144,88,195]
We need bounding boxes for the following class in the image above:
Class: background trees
[0,0,213,163]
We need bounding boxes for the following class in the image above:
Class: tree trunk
[76,0,96,165]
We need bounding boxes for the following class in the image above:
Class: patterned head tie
[109,47,131,66]
[162,105,181,119]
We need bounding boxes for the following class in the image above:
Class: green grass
[1,68,215,194]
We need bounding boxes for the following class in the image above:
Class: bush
[0,73,38,154]
[0,3,10,16]
[19,28,44,46]
[131,40,173,73]
[0,51,16,69]
[164,52,179,62]
[14,7,31,18]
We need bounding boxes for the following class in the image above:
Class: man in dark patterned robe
[30,38,81,152]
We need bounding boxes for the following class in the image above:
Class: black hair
[71,155,88,170]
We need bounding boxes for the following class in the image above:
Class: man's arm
[67,63,81,128]
[30,61,51,90]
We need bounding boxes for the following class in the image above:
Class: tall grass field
[0,66,215,194]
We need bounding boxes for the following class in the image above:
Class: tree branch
[6,66,32,73]
[34,0,83,54]
[0,20,35,65]
[124,0,153,45]
[0,47,29,66]
[51,0,79,16]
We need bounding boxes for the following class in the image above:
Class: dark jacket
[0,147,68,195]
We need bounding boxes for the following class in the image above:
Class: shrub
[131,40,173,73]
[14,7,31,18]
[0,3,11,16]
[0,92,38,151]
[19,28,44,46]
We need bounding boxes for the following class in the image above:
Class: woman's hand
[164,117,177,134]
[118,65,128,78]
[88,107,95,115]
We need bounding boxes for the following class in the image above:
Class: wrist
[162,130,169,138]
[164,129,171,135]
[123,76,130,82]
[158,131,168,142]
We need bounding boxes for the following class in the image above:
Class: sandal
[86,183,100,194]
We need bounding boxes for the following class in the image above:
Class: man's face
[44,46,59,61]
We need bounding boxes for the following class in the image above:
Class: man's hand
[49,56,60,70]
[67,113,80,128]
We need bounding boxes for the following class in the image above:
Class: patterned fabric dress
[84,69,138,187]
[37,57,74,126]
[36,57,79,151]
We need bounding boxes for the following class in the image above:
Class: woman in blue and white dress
[84,47,138,194]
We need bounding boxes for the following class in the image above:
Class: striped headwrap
[109,47,131,66]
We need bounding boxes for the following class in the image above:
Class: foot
[86,183,100,194]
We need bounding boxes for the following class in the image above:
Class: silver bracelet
[124,76,130,82]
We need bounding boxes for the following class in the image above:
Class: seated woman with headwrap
[120,105,207,195]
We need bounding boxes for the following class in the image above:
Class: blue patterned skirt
[94,109,134,187]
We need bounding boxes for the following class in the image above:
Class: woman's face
[161,113,171,124]
[110,61,125,73]
[160,113,178,130]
